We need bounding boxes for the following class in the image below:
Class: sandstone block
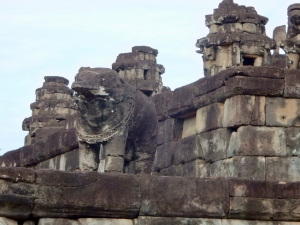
[151,91,173,121]
[230,197,300,221]
[105,156,124,172]
[174,135,202,164]
[196,103,224,133]
[266,157,300,182]
[38,218,79,225]
[78,218,133,225]
[228,126,286,157]
[0,194,33,220]
[199,128,232,162]
[183,160,210,178]
[0,150,21,168]
[217,66,284,79]
[153,142,176,171]
[193,74,225,97]
[193,86,230,109]
[182,116,196,138]
[168,83,196,118]
[243,23,257,33]
[286,127,300,156]
[225,76,284,97]
[223,95,265,127]
[230,179,300,200]
[139,176,229,218]
[266,97,300,127]
[0,167,36,183]
[229,197,273,220]
[159,164,184,176]
[61,128,78,152]
[221,219,275,225]
[20,145,36,167]
[284,69,300,97]
[0,217,18,225]
[158,119,183,144]
[230,179,267,198]
[134,216,222,225]
[210,156,265,180]
[33,171,140,218]
[34,149,80,171]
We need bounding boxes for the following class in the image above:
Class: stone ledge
[0,168,300,221]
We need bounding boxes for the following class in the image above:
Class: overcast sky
[0,0,296,153]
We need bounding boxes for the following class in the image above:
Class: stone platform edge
[1,167,300,222]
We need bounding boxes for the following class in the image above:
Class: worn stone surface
[152,142,176,171]
[38,218,79,225]
[266,157,300,182]
[34,148,79,171]
[196,103,224,133]
[78,218,133,225]
[286,127,300,156]
[193,74,225,97]
[225,76,284,97]
[193,86,230,109]
[32,170,140,218]
[228,126,286,157]
[223,95,265,127]
[173,135,203,164]
[139,175,229,218]
[158,119,183,144]
[230,178,300,200]
[266,97,300,127]
[182,116,196,138]
[0,217,18,225]
[134,217,222,225]
[158,160,209,178]
[151,91,173,121]
[217,66,284,80]
[229,197,300,221]
[0,194,33,220]
[72,67,157,173]
[168,83,196,118]
[199,128,232,162]
[0,167,36,183]
[210,156,265,180]
[284,69,300,97]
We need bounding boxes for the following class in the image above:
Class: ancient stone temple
[2,1,300,225]
[112,46,165,96]
[22,76,76,146]
[196,0,275,76]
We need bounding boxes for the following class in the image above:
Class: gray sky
[0,0,296,153]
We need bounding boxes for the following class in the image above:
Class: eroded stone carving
[196,0,275,76]
[72,67,157,173]
[22,76,76,145]
[112,46,165,96]
[282,4,300,69]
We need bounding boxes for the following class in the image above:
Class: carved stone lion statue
[71,67,158,174]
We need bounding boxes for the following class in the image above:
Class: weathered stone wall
[152,67,300,182]
[1,167,300,224]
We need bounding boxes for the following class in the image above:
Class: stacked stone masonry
[2,0,300,224]
[152,67,300,182]
[112,46,165,96]
[1,167,300,224]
